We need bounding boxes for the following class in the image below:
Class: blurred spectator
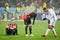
[30,2,36,11]
[16,5,21,20]
[38,0,42,6]
[0,0,5,7]
[0,7,5,20]
[5,2,9,12]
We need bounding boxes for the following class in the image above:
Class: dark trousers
[6,28,18,35]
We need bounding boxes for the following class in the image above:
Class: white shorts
[48,19,56,26]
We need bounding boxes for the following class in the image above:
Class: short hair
[43,8,47,10]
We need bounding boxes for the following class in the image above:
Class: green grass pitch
[0,21,60,40]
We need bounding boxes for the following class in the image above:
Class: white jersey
[46,9,57,21]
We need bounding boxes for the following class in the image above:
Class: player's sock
[29,26,32,34]
[52,28,57,35]
[45,29,51,36]
[25,25,28,34]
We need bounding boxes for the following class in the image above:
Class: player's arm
[6,24,9,29]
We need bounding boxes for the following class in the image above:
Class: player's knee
[29,24,32,27]
[48,25,53,29]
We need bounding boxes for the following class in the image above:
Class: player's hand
[43,18,46,20]
[32,23,34,25]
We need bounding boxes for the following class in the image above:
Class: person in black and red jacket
[23,12,37,36]
[6,20,18,35]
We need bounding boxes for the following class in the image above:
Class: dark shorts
[24,18,31,25]
[48,20,50,24]
[6,28,17,35]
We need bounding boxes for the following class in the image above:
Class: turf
[0,21,60,40]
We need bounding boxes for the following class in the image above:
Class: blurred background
[0,0,60,21]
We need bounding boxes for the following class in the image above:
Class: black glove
[43,18,46,20]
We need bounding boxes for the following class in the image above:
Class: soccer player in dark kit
[23,12,37,36]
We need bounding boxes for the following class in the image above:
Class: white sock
[52,28,57,35]
[45,29,51,35]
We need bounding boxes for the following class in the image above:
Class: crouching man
[6,20,18,35]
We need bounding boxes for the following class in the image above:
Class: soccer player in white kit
[42,8,57,37]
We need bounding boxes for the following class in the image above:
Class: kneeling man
[6,20,18,35]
